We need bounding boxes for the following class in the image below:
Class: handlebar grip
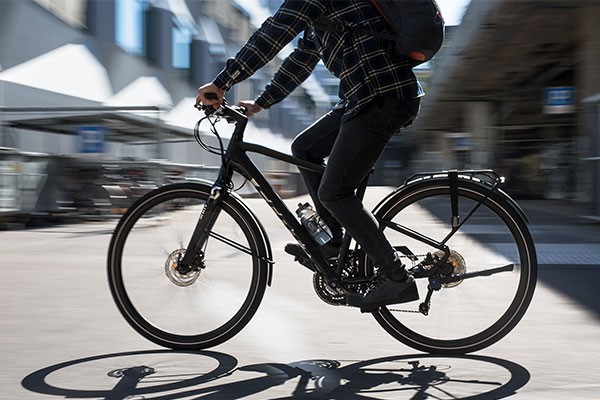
[194,93,225,114]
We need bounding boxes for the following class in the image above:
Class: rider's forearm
[255,36,321,108]
[212,1,325,92]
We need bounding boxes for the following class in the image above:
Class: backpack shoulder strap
[312,15,397,41]
[312,15,347,33]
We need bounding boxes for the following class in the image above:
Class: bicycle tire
[369,177,537,354]
[107,182,271,350]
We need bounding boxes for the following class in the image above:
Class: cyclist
[196,1,422,312]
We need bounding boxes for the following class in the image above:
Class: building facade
[0,0,337,218]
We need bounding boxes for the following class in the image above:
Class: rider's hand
[238,100,264,117]
[196,83,224,109]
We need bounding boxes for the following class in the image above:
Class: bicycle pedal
[285,243,305,258]
[285,243,316,272]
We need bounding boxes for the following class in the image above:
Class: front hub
[164,248,202,287]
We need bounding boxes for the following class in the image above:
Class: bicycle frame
[180,105,363,281]
[108,103,537,354]
[179,104,511,288]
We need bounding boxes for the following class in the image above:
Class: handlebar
[192,96,248,156]
[194,96,247,124]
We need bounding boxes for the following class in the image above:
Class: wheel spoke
[108,184,269,350]
[370,179,537,354]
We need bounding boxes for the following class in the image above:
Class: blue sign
[77,126,105,153]
[543,87,575,114]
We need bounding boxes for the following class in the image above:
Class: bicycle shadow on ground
[21,350,530,400]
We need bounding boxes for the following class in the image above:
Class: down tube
[234,154,334,274]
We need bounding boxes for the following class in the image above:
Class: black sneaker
[347,274,419,313]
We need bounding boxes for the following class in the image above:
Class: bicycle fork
[177,184,225,273]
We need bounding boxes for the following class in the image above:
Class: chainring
[312,249,369,306]
[313,273,347,306]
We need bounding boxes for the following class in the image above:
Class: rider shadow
[21,351,530,400]
[236,355,530,400]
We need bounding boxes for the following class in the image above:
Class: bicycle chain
[339,302,426,314]
[388,307,423,313]
[315,253,434,313]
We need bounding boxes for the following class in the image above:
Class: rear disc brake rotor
[433,249,467,288]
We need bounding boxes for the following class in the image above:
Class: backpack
[314,0,445,67]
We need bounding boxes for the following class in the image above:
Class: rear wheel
[371,178,537,354]
[107,183,270,350]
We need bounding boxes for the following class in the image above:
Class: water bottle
[296,202,332,245]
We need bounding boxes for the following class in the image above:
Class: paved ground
[1,188,599,399]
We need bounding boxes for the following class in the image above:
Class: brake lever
[194,97,248,123]
[194,102,219,116]
[194,92,226,115]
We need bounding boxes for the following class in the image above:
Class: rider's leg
[318,94,419,266]
[291,108,344,245]
[318,94,420,310]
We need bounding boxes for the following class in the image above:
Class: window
[172,20,192,69]
[116,0,147,55]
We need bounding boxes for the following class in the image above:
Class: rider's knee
[317,184,337,208]
[290,137,308,159]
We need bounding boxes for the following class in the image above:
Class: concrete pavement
[1,188,599,399]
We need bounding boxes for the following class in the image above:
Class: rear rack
[404,169,504,187]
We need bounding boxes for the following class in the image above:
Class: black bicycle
[107,101,537,355]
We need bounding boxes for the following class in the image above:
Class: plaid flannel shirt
[212,0,423,121]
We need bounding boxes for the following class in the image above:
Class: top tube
[200,102,326,174]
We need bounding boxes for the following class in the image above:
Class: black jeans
[291,94,421,268]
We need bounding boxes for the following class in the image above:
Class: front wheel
[107,182,270,350]
[371,178,537,354]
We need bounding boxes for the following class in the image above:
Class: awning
[104,76,173,109]
[0,106,190,143]
[0,44,112,103]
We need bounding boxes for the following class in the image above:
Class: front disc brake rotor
[164,248,201,287]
